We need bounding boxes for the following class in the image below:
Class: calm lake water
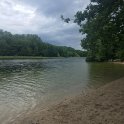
[0,58,124,123]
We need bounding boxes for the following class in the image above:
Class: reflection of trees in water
[0,61,47,72]
[0,60,48,83]
[87,63,124,87]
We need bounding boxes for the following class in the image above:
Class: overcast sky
[0,0,90,50]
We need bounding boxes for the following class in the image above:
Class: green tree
[0,29,86,57]
[62,0,124,61]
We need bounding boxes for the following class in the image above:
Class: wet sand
[11,77,124,124]
[113,62,124,64]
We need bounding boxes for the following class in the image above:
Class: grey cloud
[21,0,90,17]
[0,0,90,49]
[21,0,74,16]
[39,24,84,50]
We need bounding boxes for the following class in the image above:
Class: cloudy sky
[0,0,90,50]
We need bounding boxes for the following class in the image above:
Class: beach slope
[12,77,124,124]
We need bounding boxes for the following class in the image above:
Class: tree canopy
[63,0,124,61]
[0,29,86,57]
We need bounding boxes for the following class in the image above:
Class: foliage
[0,30,86,57]
[63,0,124,61]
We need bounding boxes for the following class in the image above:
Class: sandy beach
[112,62,124,65]
[10,77,124,124]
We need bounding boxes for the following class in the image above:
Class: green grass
[0,56,57,60]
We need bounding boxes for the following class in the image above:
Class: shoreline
[0,56,65,60]
[10,77,124,124]
[112,62,124,65]
[0,56,85,60]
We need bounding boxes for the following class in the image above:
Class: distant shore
[10,77,124,124]
[0,56,67,60]
[112,62,124,65]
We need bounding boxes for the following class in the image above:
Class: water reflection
[0,58,124,124]
[87,62,124,87]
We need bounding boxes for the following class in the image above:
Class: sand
[10,77,124,124]
[112,62,124,64]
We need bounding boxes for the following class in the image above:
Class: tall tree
[65,0,124,61]
[0,29,86,57]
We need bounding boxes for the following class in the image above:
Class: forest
[63,0,124,61]
[0,30,86,57]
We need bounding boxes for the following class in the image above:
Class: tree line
[0,30,86,57]
[62,0,124,61]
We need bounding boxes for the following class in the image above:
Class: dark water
[0,58,124,123]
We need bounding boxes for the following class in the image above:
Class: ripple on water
[0,58,124,123]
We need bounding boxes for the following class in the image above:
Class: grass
[0,56,58,60]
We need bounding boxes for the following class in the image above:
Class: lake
[0,58,124,123]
